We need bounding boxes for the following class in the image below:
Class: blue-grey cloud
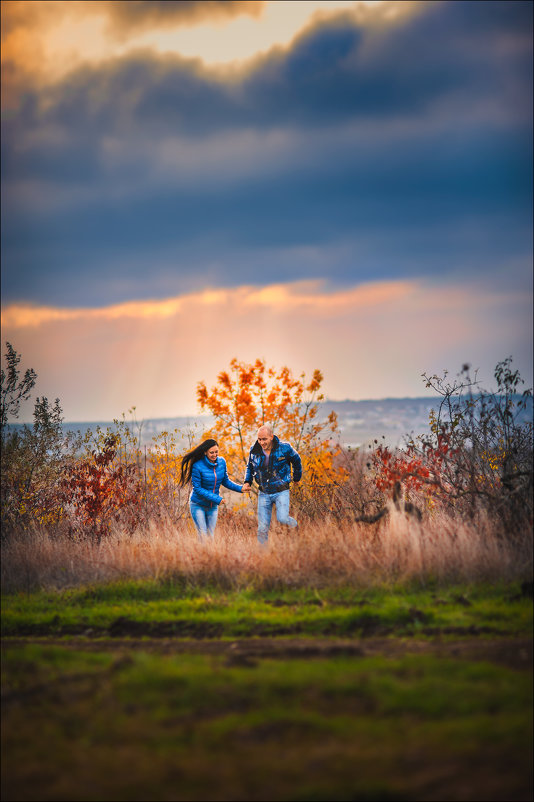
[1,0,532,308]
[4,0,531,147]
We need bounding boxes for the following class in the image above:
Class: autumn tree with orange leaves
[197,358,344,517]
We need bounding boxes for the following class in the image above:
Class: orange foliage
[197,358,345,510]
[147,428,186,519]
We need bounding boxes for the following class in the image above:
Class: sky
[1,0,532,422]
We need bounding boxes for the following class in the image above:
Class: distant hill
[7,396,531,451]
[56,397,443,449]
[320,397,440,448]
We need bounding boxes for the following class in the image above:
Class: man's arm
[243,449,254,487]
[288,445,302,483]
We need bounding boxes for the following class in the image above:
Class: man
[242,424,302,545]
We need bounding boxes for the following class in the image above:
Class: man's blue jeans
[257,489,297,545]
[190,502,219,540]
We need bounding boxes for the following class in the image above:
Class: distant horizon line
[9,395,447,427]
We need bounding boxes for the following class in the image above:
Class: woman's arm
[220,459,244,493]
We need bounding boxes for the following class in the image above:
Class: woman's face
[206,445,219,462]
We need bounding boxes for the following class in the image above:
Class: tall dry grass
[1,506,532,593]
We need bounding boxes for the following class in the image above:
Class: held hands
[241,483,251,493]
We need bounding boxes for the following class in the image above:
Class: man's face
[257,429,274,450]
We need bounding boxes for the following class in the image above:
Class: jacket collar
[203,455,219,468]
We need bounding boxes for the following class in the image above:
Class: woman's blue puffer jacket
[190,455,243,508]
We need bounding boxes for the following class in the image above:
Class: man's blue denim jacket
[244,436,302,494]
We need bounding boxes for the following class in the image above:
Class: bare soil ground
[3,635,532,671]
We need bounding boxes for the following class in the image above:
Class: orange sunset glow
[1,0,532,422]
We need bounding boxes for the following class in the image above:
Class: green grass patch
[2,579,531,638]
[2,645,532,801]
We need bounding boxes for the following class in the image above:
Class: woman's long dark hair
[179,439,218,486]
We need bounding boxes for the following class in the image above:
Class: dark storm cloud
[5,0,531,148]
[96,0,265,36]
[1,0,265,38]
[1,0,532,307]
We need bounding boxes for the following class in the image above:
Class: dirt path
[3,635,532,670]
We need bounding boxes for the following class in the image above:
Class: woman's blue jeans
[190,501,219,540]
[257,489,297,545]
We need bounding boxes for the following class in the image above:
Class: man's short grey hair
[257,424,273,436]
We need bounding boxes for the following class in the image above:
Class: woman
[179,438,246,539]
